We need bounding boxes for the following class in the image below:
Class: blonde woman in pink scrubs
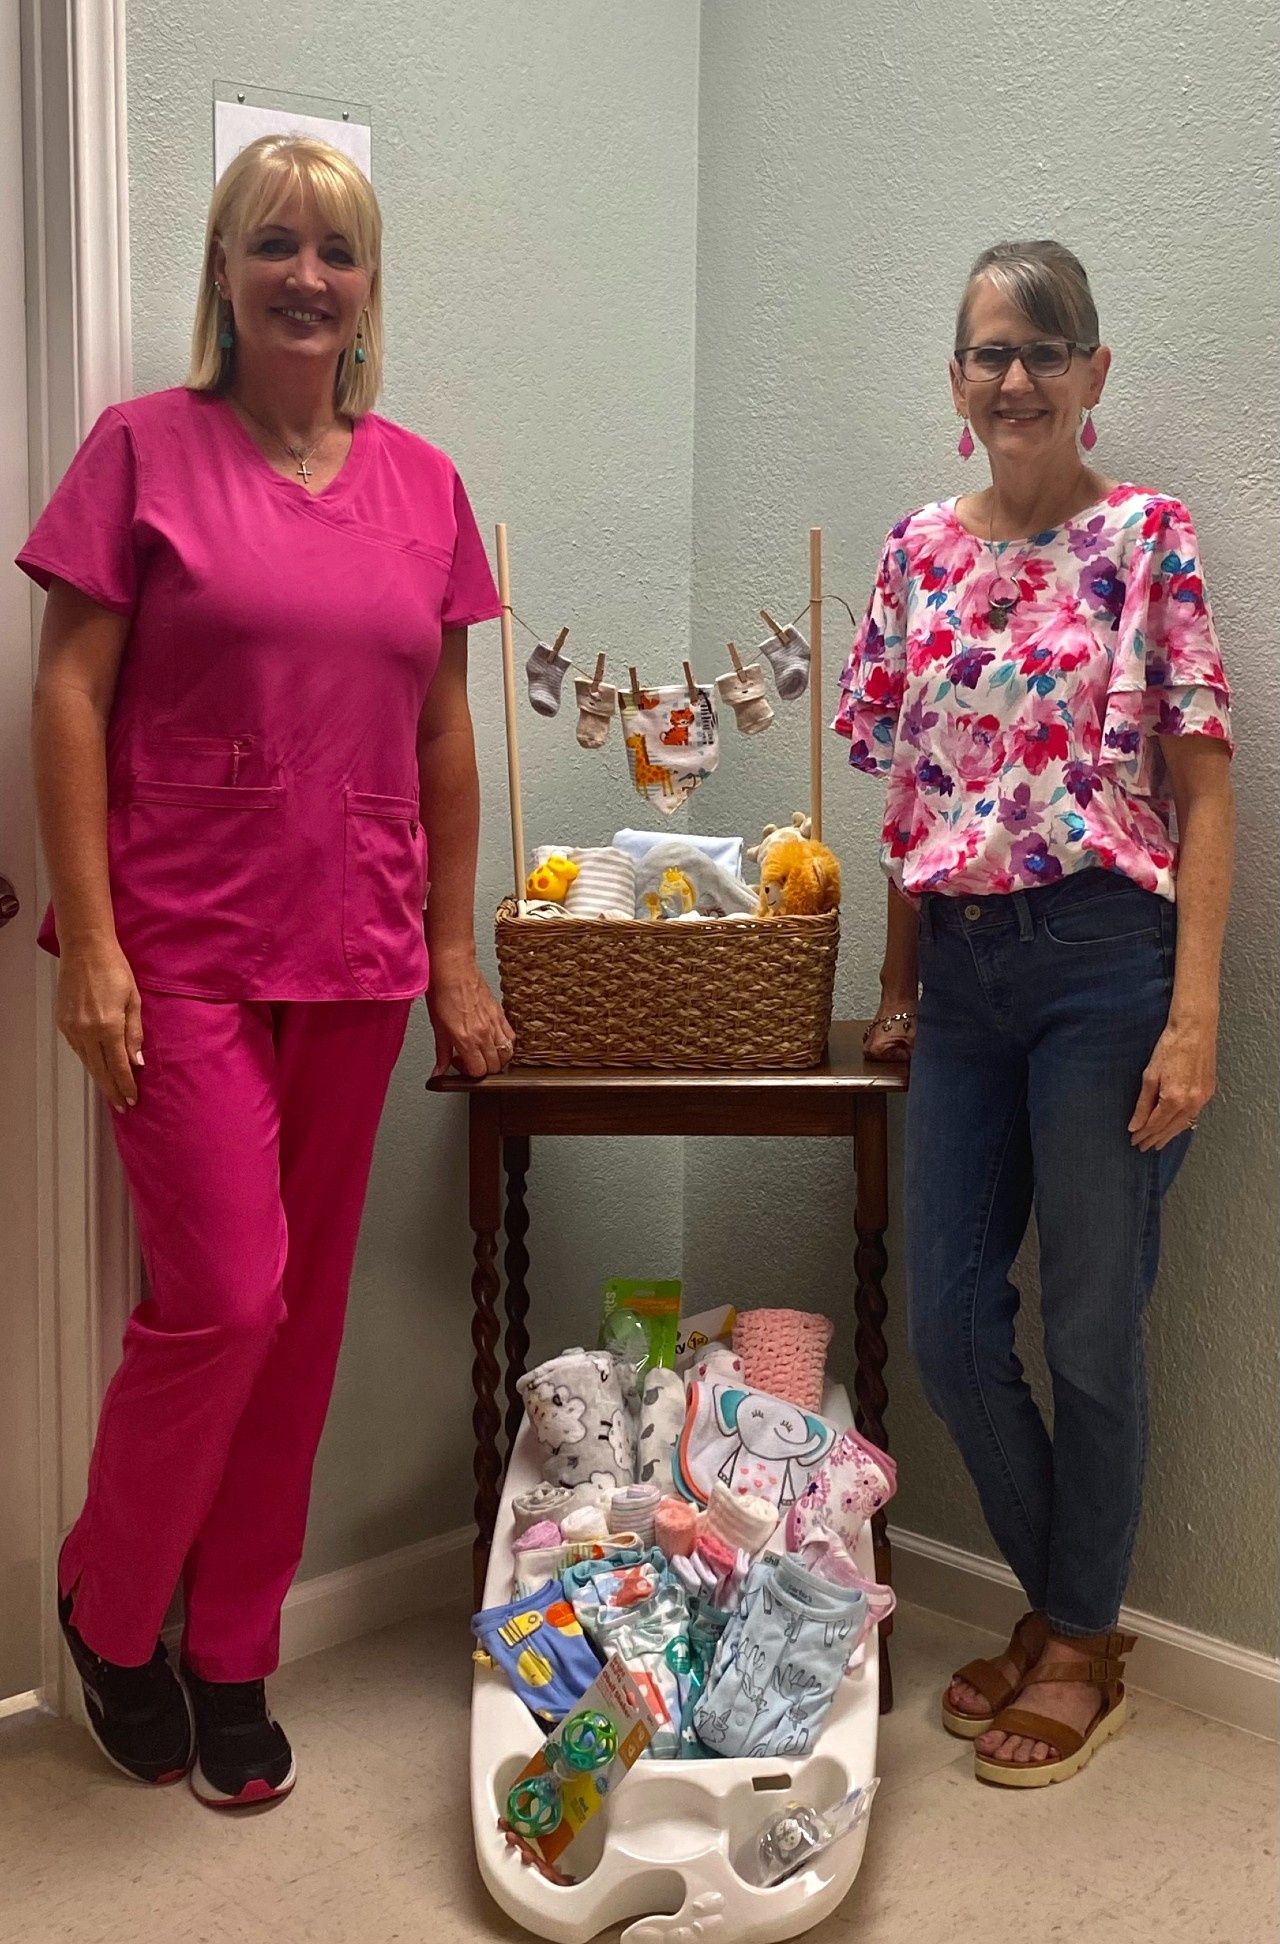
[22,135,511,1808]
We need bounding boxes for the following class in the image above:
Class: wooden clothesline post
[809,526,823,843]
[495,523,526,900]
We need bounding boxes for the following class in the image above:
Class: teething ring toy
[506,1772,563,1838]
[559,1709,618,1772]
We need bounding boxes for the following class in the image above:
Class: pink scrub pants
[57,993,412,1681]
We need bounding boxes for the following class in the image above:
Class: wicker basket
[496,900,839,1070]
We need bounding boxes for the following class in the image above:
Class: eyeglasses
[954,339,1097,382]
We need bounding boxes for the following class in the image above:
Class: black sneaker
[57,1588,194,1785]
[182,1664,297,1808]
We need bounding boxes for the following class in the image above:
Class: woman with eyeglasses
[836,240,1233,1787]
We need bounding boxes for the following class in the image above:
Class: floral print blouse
[833,487,1232,899]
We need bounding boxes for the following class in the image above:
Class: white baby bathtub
[470,1383,880,1943]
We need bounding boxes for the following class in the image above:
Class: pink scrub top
[18,387,502,1000]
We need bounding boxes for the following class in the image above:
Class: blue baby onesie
[693,1555,867,1760]
[471,1581,604,1728]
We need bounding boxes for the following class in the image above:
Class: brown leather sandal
[941,1609,1050,1740]
[973,1629,1137,1787]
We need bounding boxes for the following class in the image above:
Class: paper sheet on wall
[213,97,372,183]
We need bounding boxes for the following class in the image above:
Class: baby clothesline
[504,595,861,701]
[495,523,834,899]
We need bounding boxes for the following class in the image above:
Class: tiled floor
[2,1601,1275,1944]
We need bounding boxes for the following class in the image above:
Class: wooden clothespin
[629,666,642,708]
[682,661,699,705]
[551,626,570,658]
[760,608,789,646]
[728,641,746,678]
[589,653,606,695]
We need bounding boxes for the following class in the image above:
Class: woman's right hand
[57,939,144,1111]
[862,998,917,1063]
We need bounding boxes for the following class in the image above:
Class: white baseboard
[889,1524,1280,1741]
[160,1526,473,1667]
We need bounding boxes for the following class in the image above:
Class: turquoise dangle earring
[353,315,367,364]
[216,286,233,352]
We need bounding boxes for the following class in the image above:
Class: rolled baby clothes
[512,1542,569,1599]
[655,1497,699,1559]
[512,1483,574,1538]
[561,1504,610,1544]
[517,1348,637,1491]
[733,1309,834,1412]
[784,1425,898,1558]
[703,1480,778,1557]
[637,1366,686,1492]
[609,1482,662,1549]
[531,845,637,920]
[513,1519,563,1553]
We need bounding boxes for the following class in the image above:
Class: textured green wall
[124,0,1278,1651]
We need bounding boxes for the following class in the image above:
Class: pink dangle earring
[957,417,975,460]
[1080,409,1098,451]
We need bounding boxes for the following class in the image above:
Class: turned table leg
[854,1092,894,1714]
[502,1136,532,1455]
[469,1096,503,1609]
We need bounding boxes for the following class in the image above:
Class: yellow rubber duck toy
[526,854,580,903]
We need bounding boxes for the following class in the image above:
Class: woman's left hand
[427,960,515,1077]
[1128,1012,1217,1151]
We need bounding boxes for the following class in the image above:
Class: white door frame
[22,0,136,1711]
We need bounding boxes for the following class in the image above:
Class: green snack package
[600,1279,682,1375]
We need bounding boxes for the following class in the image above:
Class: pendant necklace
[234,400,337,484]
[985,506,1021,633]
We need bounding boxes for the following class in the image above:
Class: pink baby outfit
[19,388,500,1679]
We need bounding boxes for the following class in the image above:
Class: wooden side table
[428,1020,908,1712]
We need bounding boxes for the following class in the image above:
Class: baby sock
[637,1367,686,1492]
[694,1529,737,1587]
[757,625,811,701]
[715,664,775,736]
[513,1519,563,1553]
[526,641,570,717]
[733,1309,834,1412]
[471,1580,604,1728]
[512,1484,573,1537]
[703,1481,778,1556]
[574,676,617,750]
[655,1497,699,1559]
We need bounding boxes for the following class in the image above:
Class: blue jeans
[906,868,1190,1637]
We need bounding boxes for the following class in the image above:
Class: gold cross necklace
[233,399,338,484]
